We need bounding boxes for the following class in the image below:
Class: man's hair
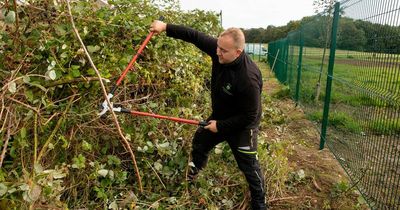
[219,28,245,50]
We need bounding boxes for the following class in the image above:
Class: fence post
[284,38,289,83]
[295,28,304,105]
[319,2,340,150]
[252,43,255,60]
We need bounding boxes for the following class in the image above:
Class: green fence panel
[267,0,400,208]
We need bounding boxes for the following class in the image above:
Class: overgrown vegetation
[0,0,370,209]
[0,0,225,208]
[0,0,298,208]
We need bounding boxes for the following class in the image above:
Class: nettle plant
[0,0,222,208]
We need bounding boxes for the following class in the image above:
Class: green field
[268,45,400,208]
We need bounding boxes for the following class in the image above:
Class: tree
[337,18,367,51]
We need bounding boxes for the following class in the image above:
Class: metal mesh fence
[267,1,400,209]
[245,43,268,61]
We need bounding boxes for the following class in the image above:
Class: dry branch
[0,110,11,168]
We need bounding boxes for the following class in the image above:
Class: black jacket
[166,24,262,134]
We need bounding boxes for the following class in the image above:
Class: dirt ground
[259,62,370,209]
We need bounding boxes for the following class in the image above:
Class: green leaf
[29,184,41,202]
[48,143,54,150]
[0,183,7,196]
[60,52,68,58]
[109,201,118,210]
[23,76,30,83]
[8,81,16,93]
[72,154,86,169]
[52,171,66,179]
[54,25,66,36]
[98,169,108,177]
[47,70,57,80]
[25,90,34,102]
[154,162,163,171]
[71,68,81,78]
[87,68,96,76]
[19,183,29,191]
[5,11,16,24]
[82,140,92,151]
[28,82,47,92]
[87,45,100,53]
[107,155,121,166]
[357,195,366,204]
[34,163,43,173]
[20,127,27,139]
[59,135,69,148]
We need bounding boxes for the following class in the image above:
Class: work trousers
[191,127,267,210]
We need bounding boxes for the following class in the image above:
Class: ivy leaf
[5,11,16,24]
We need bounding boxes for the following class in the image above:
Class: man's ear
[236,49,243,56]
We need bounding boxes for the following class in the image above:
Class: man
[150,20,266,210]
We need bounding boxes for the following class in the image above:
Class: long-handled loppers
[98,17,208,127]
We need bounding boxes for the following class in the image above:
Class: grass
[268,45,400,209]
[370,118,400,135]
[307,111,361,133]
[256,61,368,209]
[285,46,400,104]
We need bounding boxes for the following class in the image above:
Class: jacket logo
[222,83,233,96]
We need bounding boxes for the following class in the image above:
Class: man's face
[216,35,242,64]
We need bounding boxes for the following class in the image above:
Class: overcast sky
[179,0,316,29]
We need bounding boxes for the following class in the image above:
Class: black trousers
[191,127,267,210]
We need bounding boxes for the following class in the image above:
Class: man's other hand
[204,120,218,133]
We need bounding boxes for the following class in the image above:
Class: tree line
[244,15,400,53]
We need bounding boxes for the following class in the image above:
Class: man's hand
[150,20,167,35]
[204,120,218,133]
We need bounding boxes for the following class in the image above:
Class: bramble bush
[0,1,288,209]
[0,0,223,208]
